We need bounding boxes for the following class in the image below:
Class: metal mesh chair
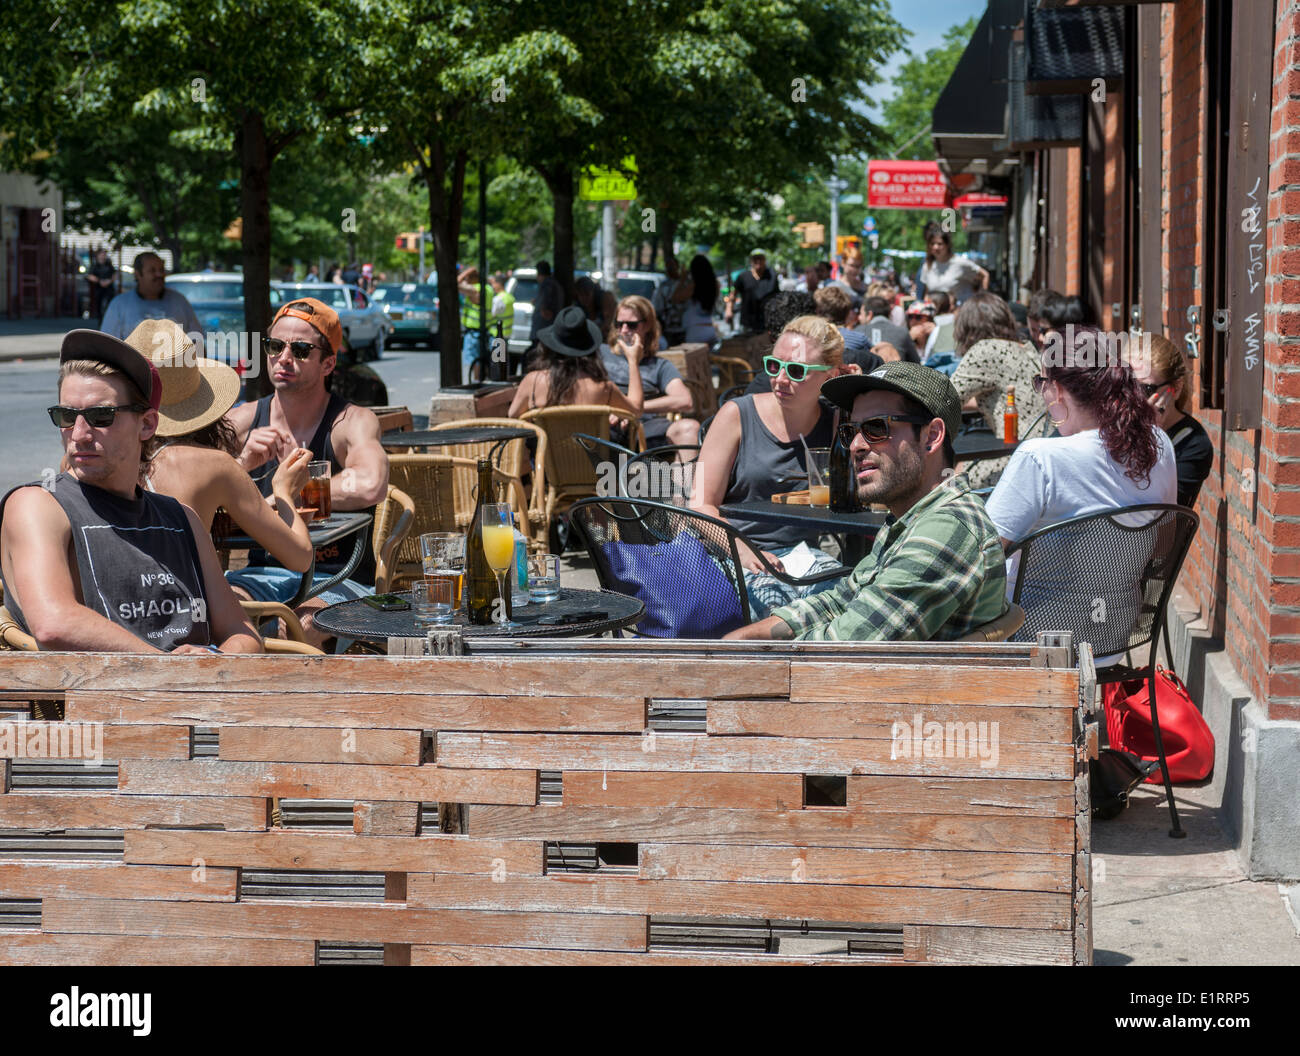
[569,496,847,637]
[625,445,700,504]
[1006,504,1200,836]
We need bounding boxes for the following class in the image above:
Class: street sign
[866,160,949,210]
[579,157,638,201]
[863,216,877,233]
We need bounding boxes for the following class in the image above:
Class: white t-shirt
[918,256,984,305]
[987,427,1177,658]
[101,289,203,342]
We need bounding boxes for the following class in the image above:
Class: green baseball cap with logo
[821,361,963,441]
[749,248,767,260]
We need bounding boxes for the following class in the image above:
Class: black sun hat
[538,305,603,357]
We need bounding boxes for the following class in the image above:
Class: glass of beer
[420,532,466,609]
[300,461,332,521]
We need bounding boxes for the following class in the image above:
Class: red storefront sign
[953,192,1009,210]
[866,160,950,209]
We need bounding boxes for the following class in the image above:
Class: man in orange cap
[227,299,388,623]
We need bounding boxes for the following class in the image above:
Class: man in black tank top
[0,331,261,653]
[226,299,388,631]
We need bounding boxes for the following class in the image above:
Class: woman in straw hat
[124,320,314,574]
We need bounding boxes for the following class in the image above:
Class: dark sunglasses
[1031,374,1050,394]
[763,355,833,383]
[48,404,147,429]
[616,318,642,330]
[1140,381,1170,397]
[263,336,323,360]
[838,414,933,446]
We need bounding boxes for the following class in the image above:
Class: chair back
[521,406,643,512]
[625,445,699,504]
[1006,504,1199,657]
[371,485,416,593]
[379,457,472,589]
[569,497,752,636]
[661,345,716,418]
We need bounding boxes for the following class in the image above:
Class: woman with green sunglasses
[691,315,860,615]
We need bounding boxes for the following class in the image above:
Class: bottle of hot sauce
[1003,385,1019,444]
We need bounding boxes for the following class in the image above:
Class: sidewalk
[0,316,86,361]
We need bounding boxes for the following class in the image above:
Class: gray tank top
[725,396,822,552]
[0,474,210,651]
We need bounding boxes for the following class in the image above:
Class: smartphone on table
[362,593,410,611]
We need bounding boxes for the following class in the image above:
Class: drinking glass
[528,554,561,602]
[420,532,466,609]
[480,502,517,629]
[412,577,454,625]
[300,461,332,521]
[807,447,832,507]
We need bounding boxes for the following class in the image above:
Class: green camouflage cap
[821,361,963,441]
[749,248,767,259]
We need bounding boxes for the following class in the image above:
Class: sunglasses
[47,403,148,429]
[263,336,324,360]
[838,414,934,446]
[763,355,833,382]
[616,318,642,330]
[1031,374,1050,394]
[1140,381,1170,397]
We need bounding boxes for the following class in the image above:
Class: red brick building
[934,1,1300,877]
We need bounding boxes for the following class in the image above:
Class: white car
[272,282,393,361]
[505,268,596,355]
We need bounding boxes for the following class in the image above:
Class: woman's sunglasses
[763,355,833,382]
[837,414,933,446]
[1140,381,1170,397]
[47,404,147,429]
[1031,374,1050,394]
[263,336,324,360]
[616,318,642,330]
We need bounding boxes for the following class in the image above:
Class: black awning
[1006,37,1084,148]
[1026,4,1125,93]
[932,2,1021,168]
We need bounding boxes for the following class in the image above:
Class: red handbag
[1103,668,1214,784]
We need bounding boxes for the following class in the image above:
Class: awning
[1003,37,1084,149]
[1026,3,1125,93]
[866,160,949,210]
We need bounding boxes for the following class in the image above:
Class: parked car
[272,282,393,361]
[505,267,594,355]
[614,270,666,302]
[371,282,438,349]
[165,272,269,367]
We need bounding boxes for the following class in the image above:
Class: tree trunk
[661,215,678,271]
[426,145,467,389]
[238,110,274,397]
[539,164,575,304]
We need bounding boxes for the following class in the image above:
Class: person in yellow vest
[457,266,484,382]
[489,272,515,344]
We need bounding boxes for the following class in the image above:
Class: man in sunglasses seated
[0,332,262,653]
[726,363,1007,641]
[226,299,389,635]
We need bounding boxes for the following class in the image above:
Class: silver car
[272,282,394,361]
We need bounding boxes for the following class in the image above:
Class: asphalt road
[0,346,446,492]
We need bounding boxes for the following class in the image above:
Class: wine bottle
[466,458,501,625]
[829,408,858,513]
[1003,385,1019,444]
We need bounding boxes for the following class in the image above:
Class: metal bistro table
[720,500,887,566]
[380,424,535,464]
[218,510,373,606]
[312,586,645,649]
[954,430,1018,463]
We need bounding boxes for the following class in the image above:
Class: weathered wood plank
[124,830,543,877]
[848,776,1075,817]
[707,701,1072,741]
[410,945,907,966]
[639,845,1072,893]
[3,654,786,699]
[0,861,239,901]
[790,663,1079,706]
[354,801,420,836]
[0,793,268,830]
[0,934,316,966]
[467,806,1074,853]
[562,771,803,810]
[906,925,1073,966]
[405,874,1070,930]
[117,759,536,804]
[41,897,648,951]
[218,727,422,765]
[437,732,1072,780]
[0,722,190,760]
[67,691,648,732]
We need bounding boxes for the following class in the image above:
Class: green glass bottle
[466,458,508,624]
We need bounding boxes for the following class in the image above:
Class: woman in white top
[678,254,721,344]
[917,221,988,307]
[986,328,1177,613]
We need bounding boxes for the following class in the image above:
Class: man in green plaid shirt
[725,363,1007,641]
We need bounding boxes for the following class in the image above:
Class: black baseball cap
[821,361,963,440]
[60,329,161,410]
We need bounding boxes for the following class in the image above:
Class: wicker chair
[521,405,646,541]
[426,417,548,554]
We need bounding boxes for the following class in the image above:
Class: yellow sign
[579,157,637,201]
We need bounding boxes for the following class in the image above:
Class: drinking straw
[798,432,824,488]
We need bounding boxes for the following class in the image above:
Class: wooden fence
[0,636,1095,965]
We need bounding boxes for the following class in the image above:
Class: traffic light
[836,235,862,258]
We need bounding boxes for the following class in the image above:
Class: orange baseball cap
[271,297,342,355]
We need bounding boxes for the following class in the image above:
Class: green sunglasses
[763,355,833,382]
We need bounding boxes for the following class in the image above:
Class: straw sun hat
[123,319,242,437]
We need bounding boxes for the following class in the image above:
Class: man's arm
[331,406,390,508]
[179,505,261,653]
[723,614,796,641]
[1,488,163,652]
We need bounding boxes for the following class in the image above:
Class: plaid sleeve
[772,514,988,641]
